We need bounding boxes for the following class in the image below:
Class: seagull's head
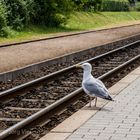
[76,62,92,72]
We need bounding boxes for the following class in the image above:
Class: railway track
[1,33,140,92]
[0,40,140,139]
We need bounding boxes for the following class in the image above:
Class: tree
[128,0,136,7]
[72,0,102,11]
[4,0,31,30]
[32,0,74,27]
[0,0,8,37]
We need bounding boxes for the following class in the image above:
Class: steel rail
[0,54,139,140]
[0,40,140,102]
[0,24,140,48]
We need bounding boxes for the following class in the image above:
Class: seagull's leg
[89,97,92,107]
[94,97,97,107]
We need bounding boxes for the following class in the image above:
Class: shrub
[4,0,31,31]
[0,26,12,37]
[32,0,74,27]
[0,1,8,37]
[73,0,102,11]
[101,0,130,11]
[136,3,140,11]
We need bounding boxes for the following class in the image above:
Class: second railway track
[1,33,140,92]
[0,40,140,139]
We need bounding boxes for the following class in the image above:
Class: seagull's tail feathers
[104,95,114,101]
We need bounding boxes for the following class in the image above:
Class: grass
[1,12,140,44]
[65,11,140,30]
[0,26,77,44]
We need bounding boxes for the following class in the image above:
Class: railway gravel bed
[0,59,139,140]
[0,34,140,92]
[0,40,140,139]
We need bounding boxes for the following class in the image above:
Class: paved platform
[40,67,140,140]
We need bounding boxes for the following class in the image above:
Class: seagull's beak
[75,64,82,68]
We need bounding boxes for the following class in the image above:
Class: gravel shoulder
[1,23,140,73]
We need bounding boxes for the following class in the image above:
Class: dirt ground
[1,23,140,73]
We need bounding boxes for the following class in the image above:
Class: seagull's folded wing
[95,78,108,92]
[83,78,109,99]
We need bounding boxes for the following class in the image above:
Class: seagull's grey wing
[96,78,108,92]
[83,79,109,99]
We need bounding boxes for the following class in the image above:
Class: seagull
[76,62,113,107]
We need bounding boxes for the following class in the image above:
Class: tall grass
[1,12,140,43]
[65,12,140,30]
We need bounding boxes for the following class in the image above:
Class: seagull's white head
[76,62,92,72]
